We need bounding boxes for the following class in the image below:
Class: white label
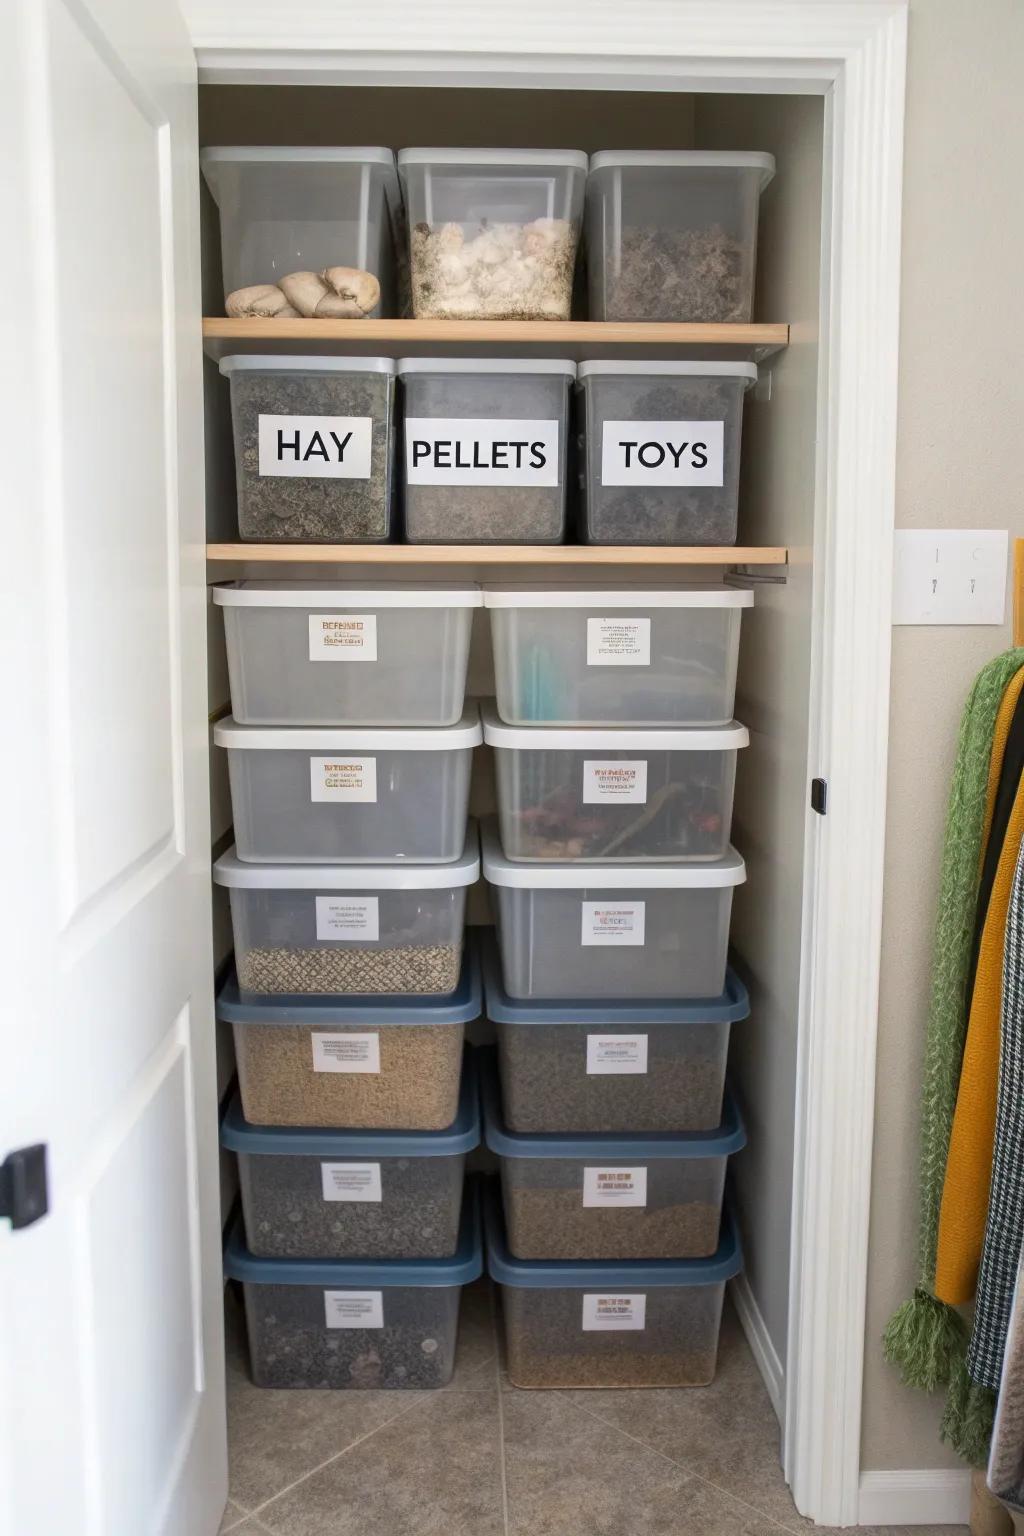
[310,756,377,803]
[581,902,646,947]
[324,1290,384,1328]
[321,1162,383,1203]
[581,1294,647,1332]
[311,1032,381,1073]
[586,1034,649,1075]
[582,1167,648,1208]
[258,415,373,479]
[586,617,651,667]
[308,614,378,662]
[315,896,380,942]
[582,759,648,804]
[600,419,724,486]
[404,418,559,487]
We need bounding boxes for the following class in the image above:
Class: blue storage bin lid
[225,1179,484,1288]
[216,935,481,1027]
[484,1179,742,1289]
[222,1047,480,1157]
[480,933,748,1026]
[479,1045,745,1160]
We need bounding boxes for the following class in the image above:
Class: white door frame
[181,3,908,1524]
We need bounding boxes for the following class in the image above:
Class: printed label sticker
[310,756,377,803]
[321,1162,383,1203]
[600,419,725,487]
[258,415,373,479]
[582,1167,648,1208]
[581,901,646,947]
[586,1034,649,1075]
[581,1294,647,1332]
[404,418,559,486]
[311,1032,381,1074]
[324,1290,384,1328]
[586,617,651,667]
[582,759,648,804]
[315,897,380,942]
[308,614,378,662]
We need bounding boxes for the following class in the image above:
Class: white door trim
[179,3,909,1524]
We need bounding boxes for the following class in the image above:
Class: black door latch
[811,778,828,815]
[0,1144,48,1230]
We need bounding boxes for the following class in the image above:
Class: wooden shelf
[206,543,788,566]
[202,318,789,364]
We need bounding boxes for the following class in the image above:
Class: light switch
[892,529,1009,625]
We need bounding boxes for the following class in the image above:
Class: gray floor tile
[218,1500,248,1533]
[255,1391,505,1536]
[444,1278,497,1389]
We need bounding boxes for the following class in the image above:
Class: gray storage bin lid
[398,147,588,170]
[398,357,576,378]
[219,355,395,377]
[589,149,775,189]
[577,360,756,384]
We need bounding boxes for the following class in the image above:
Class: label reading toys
[582,1167,648,1208]
[308,614,378,662]
[324,1290,384,1328]
[581,902,646,948]
[321,1162,383,1203]
[586,1034,649,1075]
[586,617,651,668]
[581,1294,647,1332]
[404,418,560,487]
[311,1032,381,1074]
[258,415,373,479]
[582,760,648,805]
[316,897,380,942]
[600,419,725,487]
[310,756,377,803]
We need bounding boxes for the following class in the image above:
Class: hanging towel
[884,650,1024,1391]
[967,687,1024,1006]
[989,1206,1024,1508]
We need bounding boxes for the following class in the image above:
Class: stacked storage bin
[480,582,752,1388]
[214,580,485,1389]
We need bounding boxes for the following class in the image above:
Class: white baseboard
[729,1273,784,1425]
[857,1469,972,1526]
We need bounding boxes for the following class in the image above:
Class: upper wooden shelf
[207,543,788,567]
[201,318,789,364]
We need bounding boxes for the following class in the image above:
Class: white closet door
[0,2,224,1534]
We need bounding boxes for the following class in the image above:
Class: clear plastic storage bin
[216,944,481,1129]
[221,1051,479,1260]
[199,147,402,317]
[481,1049,744,1260]
[225,1189,482,1388]
[214,704,481,864]
[214,827,479,998]
[484,585,753,727]
[397,149,587,320]
[213,581,481,726]
[485,1182,741,1388]
[397,359,575,544]
[576,362,756,546]
[586,150,775,322]
[482,820,744,1000]
[482,935,749,1133]
[220,356,396,544]
[483,701,748,862]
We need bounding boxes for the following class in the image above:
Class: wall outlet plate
[892,529,1009,625]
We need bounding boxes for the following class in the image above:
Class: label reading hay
[600,419,725,487]
[586,1034,649,1075]
[311,1032,381,1074]
[581,1294,647,1332]
[405,418,559,486]
[308,614,378,662]
[310,756,377,803]
[581,902,646,947]
[321,1162,383,1203]
[586,617,651,667]
[582,759,648,804]
[257,415,373,479]
[315,897,380,942]
[582,1167,648,1208]
[324,1289,384,1328]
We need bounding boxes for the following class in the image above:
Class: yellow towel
[980,665,1024,856]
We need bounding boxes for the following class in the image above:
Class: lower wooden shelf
[206,543,788,566]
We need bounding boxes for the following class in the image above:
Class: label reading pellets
[601,419,724,487]
[581,902,646,948]
[583,760,648,805]
[586,617,651,667]
[308,614,377,662]
[582,1167,648,1208]
[258,415,372,479]
[321,1162,383,1203]
[582,1294,647,1332]
[405,418,559,486]
[315,897,380,942]
[586,1034,649,1075]
[324,1290,384,1329]
[310,756,377,803]
[311,1032,381,1074]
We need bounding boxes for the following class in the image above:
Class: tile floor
[220,1281,967,1536]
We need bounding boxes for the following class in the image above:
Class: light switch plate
[892,529,1009,625]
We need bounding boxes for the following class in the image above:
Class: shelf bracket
[725,563,788,587]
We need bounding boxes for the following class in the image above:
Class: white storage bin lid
[201,145,401,198]
[577,360,756,386]
[483,584,753,610]
[589,149,775,189]
[397,357,576,378]
[481,699,749,752]
[481,818,745,890]
[214,700,483,753]
[398,148,588,171]
[214,822,480,890]
[213,580,483,609]
[219,355,395,377]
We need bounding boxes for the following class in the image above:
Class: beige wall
[861,0,1024,1472]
